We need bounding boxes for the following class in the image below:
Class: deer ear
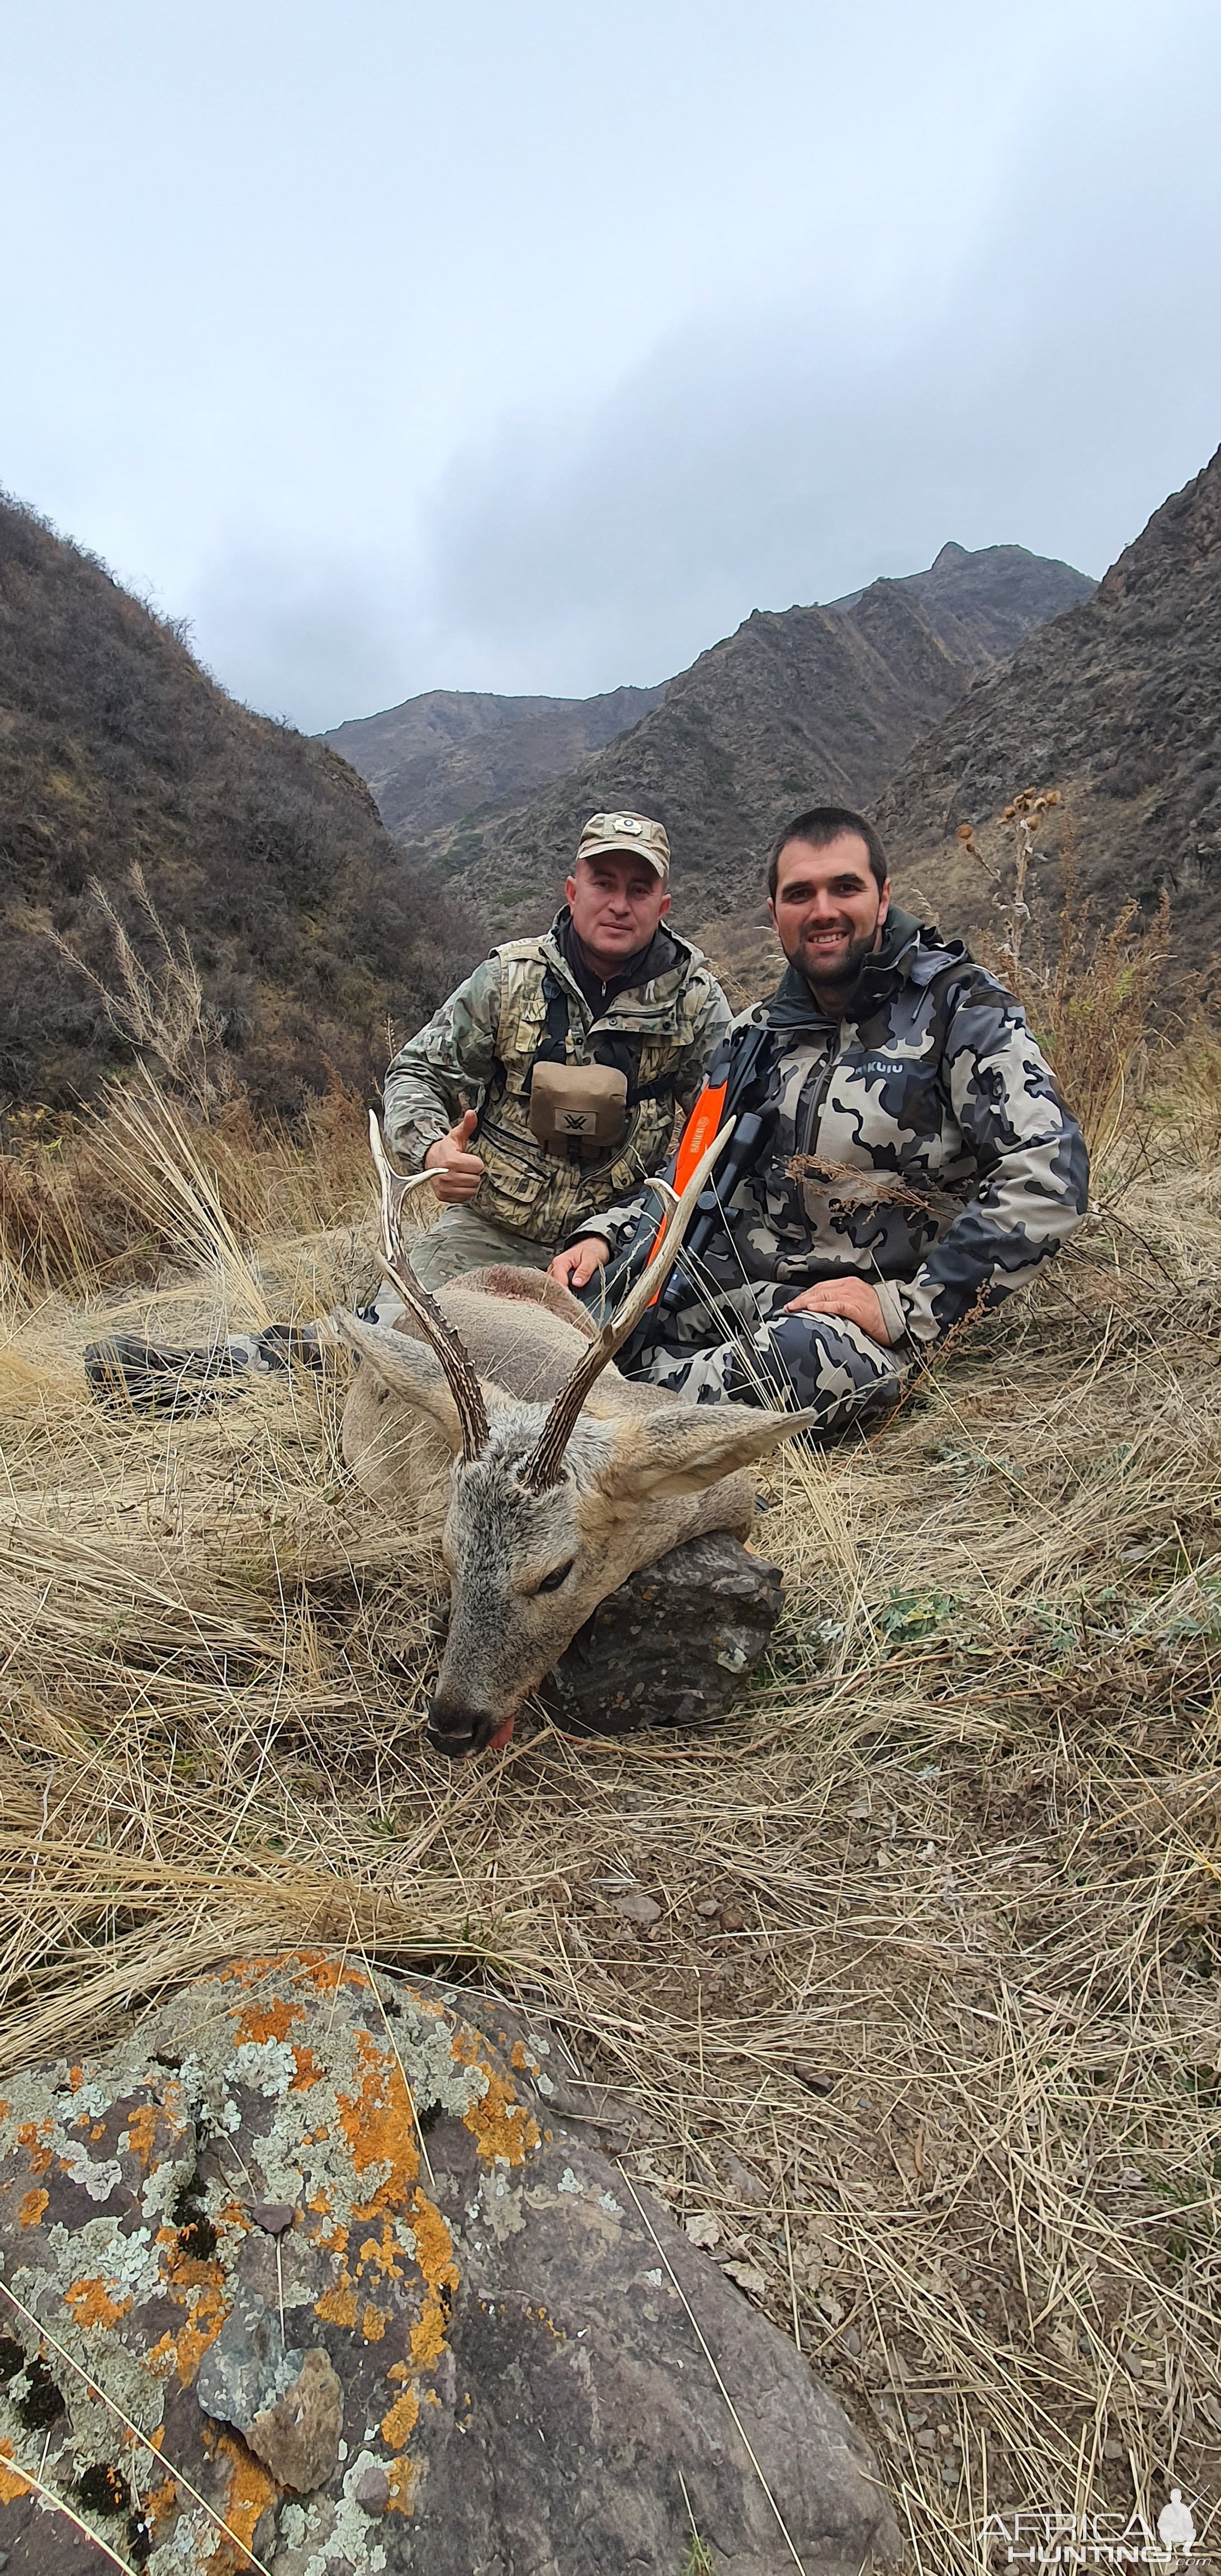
[331,1311,467,1452]
[600,1403,818,1500]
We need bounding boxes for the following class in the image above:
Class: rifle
[578,1020,778,1348]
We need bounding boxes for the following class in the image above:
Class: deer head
[335,1117,814,1758]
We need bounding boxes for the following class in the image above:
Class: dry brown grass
[1,1077,1220,2573]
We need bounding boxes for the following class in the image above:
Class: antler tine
[523,1121,736,1493]
[367,1112,489,1464]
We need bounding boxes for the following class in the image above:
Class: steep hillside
[876,448,1221,983]
[323,680,664,837]
[829,539,1094,666]
[406,541,1092,962]
[0,499,476,1115]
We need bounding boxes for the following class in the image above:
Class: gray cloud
[3,0,1217,728]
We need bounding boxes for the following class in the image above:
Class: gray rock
[248,2344,343,2492]
[0,1950,898,2574]
[195,2289,304,2429]
[542,1530,784,1733]
[249,2197,296,2234]
[611,1891,662,1925]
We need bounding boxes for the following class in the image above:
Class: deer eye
[536,1560,575,1594]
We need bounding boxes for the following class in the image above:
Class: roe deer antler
[523,1123,735,1493]
[368,1112,490,1464]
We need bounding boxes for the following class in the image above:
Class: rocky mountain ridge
[323,680,664,839]
[0,498,474,1114]
[395,541,1092,969]
[877,445,1221,988]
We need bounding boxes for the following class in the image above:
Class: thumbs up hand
[423,1108,485,1204]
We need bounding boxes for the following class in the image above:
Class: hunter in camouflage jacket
[585,907,1090,1422]
[384,909,731,1249]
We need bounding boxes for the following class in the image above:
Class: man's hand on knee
[783,1278,891,1344]
[424,1110,484,1204]
[549,1236,611,1290]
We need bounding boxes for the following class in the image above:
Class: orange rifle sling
[641,1077,728,1305]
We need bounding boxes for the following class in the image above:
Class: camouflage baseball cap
[576,811,670,878]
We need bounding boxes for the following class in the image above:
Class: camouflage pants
[408,1206,555,1293]
[626,1280,906,1435]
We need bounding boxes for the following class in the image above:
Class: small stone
[916,2427,937,2451]
[684,2213,722,2251]
[612,1892,661,1925]
[248,2346,343,2494]
[694,1898,721,1917]
[718,1902,749,1933]
[249,2200,296,2236]
[1103,2440,1126,2460]
[792,2062,833,2095]
[839,2325,862,2358]
[354,2462,391,2514]
[722,2261,768,2301]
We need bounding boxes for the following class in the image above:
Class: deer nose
[426,1697,500,1760]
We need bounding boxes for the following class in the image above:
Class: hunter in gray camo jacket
[582,906,1090,1429]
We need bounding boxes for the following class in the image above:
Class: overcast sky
[4,0,1219,731]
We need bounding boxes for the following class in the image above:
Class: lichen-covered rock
[0,1950,898,2573]
[542,1531,784,1734]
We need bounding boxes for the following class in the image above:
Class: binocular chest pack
[527,1057,628,1155]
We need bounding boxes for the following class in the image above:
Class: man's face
[768,834,889,989]
[566,853,671,964]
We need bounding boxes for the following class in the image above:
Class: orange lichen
[234,1996,302,2047]
[357,2217,406,2283]
[65,2275,132,2331]
[145,2474,178,2531]
[16,2118,53,2176]
[336,2030,419,2215]
[17,2187,47,2228]
[122,2103,163,2163]
[290,2047,323,2092]
[68,2068,83,2091]
[147,2280,229,2385]
[386,2455,420,2515]
[381,2385,420,2449]
[509,2040,536,2073]
[461,2066,540,2168]
[297,1949,369,1996]
[410,2299,447,2369]
[0,2444,30,2503]
[314,2279,359,2328]
[217,2432,278,2560]
[409,2190,459,2294]
[361,2303,389,2341]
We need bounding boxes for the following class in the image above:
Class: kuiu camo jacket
[383,910,731,1246]
[592,907,1091,1349]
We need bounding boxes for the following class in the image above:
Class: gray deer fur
[333,1123,813,1757]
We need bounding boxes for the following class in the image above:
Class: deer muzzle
[425,1693,509,1760]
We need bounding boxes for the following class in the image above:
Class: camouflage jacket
[591,907,1090,1348]
[383,910,731,1245]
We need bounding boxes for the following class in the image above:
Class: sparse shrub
[959,791,1171,1168]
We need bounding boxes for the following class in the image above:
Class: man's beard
[792,923,879,988]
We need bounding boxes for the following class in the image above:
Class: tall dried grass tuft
[49,864,234,1116]
[959,794,1171,1181]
